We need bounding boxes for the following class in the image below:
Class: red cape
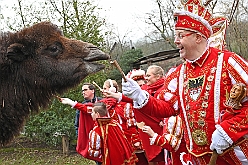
[95,118,137,165]
[75,103,102,162]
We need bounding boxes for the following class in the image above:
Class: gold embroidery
[184,61,217,148]
[199,111,206,118]
[206,84,211,90]
[198,119,205,127]
[202,101,208,108]
[207,75,214,81]
[192,129,208,146]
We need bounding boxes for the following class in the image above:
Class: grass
[0,137,96,165]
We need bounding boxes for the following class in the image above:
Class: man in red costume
[122,0,248,164]
[88,102,138,165]
[61,83,102,164]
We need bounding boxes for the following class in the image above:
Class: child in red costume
[88,102,138,165]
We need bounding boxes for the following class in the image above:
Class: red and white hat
[208,17,229,50]
[174,0,214,38]
[126,69,146,81]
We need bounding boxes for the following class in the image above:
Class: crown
[174,0,214,38]
[209,16,228,33]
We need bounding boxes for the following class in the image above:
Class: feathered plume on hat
[174,0,215,38]
[208,16,229,50]
[126,69,146,81]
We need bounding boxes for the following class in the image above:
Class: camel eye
[46,42,63,56]
[49,46,58,52]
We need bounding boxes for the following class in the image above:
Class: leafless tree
[145,0,176,49]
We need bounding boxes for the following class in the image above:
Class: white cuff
[150,133,158,145]
[216,125,233,145]
[117,92,122,103]
[133,91,149,109]
[71,101,77,108]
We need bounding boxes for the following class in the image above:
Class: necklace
[182,60,217,146]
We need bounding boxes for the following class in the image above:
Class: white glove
[60,98,77,107]
[210,125,232,154]
[122,77,148,108]
[102,90,122,102]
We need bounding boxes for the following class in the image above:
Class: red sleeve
[220,103,248,142]
[154,135,173,151]
[220,53,248,142]
[74,102,93,113]
[121,94,133,103]
[141,96,176,118]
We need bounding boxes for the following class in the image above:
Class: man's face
[174,29,197,60]
[82,85,94,100]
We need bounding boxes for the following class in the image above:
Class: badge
[192,129,208,146]
[188,76,204,101]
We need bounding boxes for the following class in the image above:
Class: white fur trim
[130,69,145,79]
[133,91,149,109]
[179,64,193,150]
[180,152,193,165]
[150,133,158,145]
[214,52,224,123]
[216,125,233,144]
[71,101,77,108]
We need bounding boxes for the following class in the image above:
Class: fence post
[62,134,69,155]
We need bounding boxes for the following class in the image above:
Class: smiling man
[122,0,248,164]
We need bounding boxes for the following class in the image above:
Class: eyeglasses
[82,89,89,92]
[174,32,195,39]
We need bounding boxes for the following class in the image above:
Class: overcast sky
[0,0,156,41]
[96,0,155,40]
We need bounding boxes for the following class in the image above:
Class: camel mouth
[83,48,110,62]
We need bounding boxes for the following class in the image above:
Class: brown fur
[0,21,109,146]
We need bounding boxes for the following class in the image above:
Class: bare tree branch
[17,0,25,27]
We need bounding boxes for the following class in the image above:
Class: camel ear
[7,43,27,62]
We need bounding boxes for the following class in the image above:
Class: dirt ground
[2,136,61,149]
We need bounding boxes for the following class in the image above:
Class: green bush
[24,70,108,146]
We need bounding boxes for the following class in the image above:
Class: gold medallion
[198,119,205,127]
[192,129,208,146]
[199,111,206,118]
